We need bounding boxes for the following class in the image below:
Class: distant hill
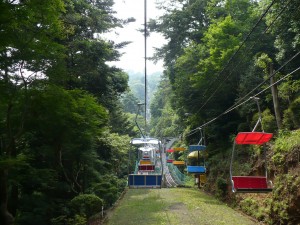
[127,71,162,103]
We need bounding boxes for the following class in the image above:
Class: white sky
[105,0,166,74]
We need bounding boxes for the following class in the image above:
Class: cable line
[180,0,297,138]
[195,0,296,115]
[199,0,277,102]
[185,64,300,137]
[226,51,300,113]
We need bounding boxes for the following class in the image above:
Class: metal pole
[251,97,263,132]
[135,103,145,138]
[144,0,147,133]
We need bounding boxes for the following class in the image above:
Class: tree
[0,1,65,223]
[0,0,134,223]
[149,0,210,83]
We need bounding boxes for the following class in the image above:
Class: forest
[0,0,299,225]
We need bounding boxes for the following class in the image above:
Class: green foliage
[149,1,300,225]
[95,132,131,177]
[67,215,87,225]
[261,109,277,133]
[127,71,161,103]
[280,80,300,130]
[89,175,127,208]
[269,174,300,225]
[267,0,300,63]
[216,177,227,200]
[51,214,87,225]
[150,75,183,137]
[15,192,55,225]
[121,91,139,114]
[255,53,272,74]
[93,183,118,207]
[149,0,210,67]
[0,1,134,224]
[240,197,269,222]
[0,154,28,170]
[272,130,300,166]
[282,108,294,130]
[70,194,103,218]
[289,97,300,128]
[278,78,300,102]
[202,16,242,69]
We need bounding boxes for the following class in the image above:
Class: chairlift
[187,128,206,174]
[230,97,273,193]
[127,1,162,189]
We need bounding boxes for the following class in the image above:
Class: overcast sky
[105,0,166,74]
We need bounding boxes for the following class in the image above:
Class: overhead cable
[226,51,300,113]
[199,0,278,102]
[185,64,300,137]
[196,0,292,116]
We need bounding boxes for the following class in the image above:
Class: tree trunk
[270,64,282,129]
[0,170,14,225]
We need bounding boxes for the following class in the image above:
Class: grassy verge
[104,188,259,225]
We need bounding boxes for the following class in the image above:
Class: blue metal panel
[156,175,162,185]
[146,175,156,185]
[128,175,134,185]
[134,175,145,185]
[128,175,162,187]
[187,166,206,173]
[189,145,206,152]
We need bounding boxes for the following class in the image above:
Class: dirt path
[104,188,261,225]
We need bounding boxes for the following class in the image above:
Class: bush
[272,130,300,166]
[269,174,300,225]
[15,192,54,225]
[69,194,103,218]
[282,109,294,130]
[289,97,300,128]
[67,215,87,225]
[240,197,269,222]
[216,177,227,199]
[261,109,277,133]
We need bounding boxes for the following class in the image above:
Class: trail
[104,188,262,225]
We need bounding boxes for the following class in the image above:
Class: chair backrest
[138,165,155,171]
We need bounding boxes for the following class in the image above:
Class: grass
[104,188,259,225]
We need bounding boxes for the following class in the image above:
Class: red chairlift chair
[230,97,273,193]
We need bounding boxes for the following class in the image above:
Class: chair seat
[189,145,206,152]
[187,166,206,173]
[232,176,272,193]
[172,161,185,165]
